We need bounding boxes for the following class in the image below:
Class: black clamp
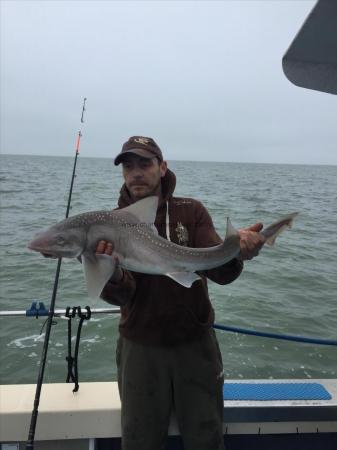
[65,306,91,392]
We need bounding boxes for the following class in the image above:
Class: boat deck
[1,379,336,449]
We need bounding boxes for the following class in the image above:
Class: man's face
[122,154,167,201]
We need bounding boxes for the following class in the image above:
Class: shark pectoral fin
[165,271,201,288]
[82,254,116,299]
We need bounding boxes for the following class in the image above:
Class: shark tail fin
[262,212,298,246]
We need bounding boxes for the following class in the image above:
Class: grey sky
[1,0,336,165]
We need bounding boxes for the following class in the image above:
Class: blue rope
[24,301,337,346]
[213,323,337,346]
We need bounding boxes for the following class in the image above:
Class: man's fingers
[238,226,266,261]
[247,222,263,233]
[240,241,259,260]
[96,240,106,254]
[106,242,113,256]
[238,223,263,234]
[96,240,115,255]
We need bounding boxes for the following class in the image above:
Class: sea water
[0,154,336,384]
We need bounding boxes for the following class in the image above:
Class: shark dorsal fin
[116,196,159,226]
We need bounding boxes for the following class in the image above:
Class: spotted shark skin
[28,196,297,297]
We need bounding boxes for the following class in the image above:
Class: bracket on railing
[26,301,49,318]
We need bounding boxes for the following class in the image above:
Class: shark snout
[27,241,55,258]
[27,239,44,252]
[27,233,56,255]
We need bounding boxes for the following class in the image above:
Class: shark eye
[56,236,65,246]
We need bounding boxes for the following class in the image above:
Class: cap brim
[114,148,156,166]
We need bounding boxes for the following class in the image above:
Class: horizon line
[1,152,336,168]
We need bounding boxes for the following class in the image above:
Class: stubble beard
[130,179,162,202]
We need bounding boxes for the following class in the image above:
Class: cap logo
[134,137,150,145]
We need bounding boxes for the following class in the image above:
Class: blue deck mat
[223,382,332,401]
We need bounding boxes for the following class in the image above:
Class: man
[98,136,265,450]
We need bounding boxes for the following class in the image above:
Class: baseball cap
[114,136,163,166]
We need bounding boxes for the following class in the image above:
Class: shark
[27,196,297,297]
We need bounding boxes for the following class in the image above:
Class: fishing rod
[81,97,87,123]
[26,98,87,450]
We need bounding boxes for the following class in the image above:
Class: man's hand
[237,222,266,261]
[96,240,114,256]
[96,240,124,283]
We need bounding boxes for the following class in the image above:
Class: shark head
[27,223,87,258]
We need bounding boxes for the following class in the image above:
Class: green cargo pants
[116,329,225,450]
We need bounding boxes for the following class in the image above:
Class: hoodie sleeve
[100,269,136,306]
[193,201,243,285]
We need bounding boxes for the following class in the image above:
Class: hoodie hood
[117,168,176,209]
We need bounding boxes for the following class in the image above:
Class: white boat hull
[1,379,336,449]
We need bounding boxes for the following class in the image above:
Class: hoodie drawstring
[166,201,171,241]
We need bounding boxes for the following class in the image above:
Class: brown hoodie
[101,168,243,346]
